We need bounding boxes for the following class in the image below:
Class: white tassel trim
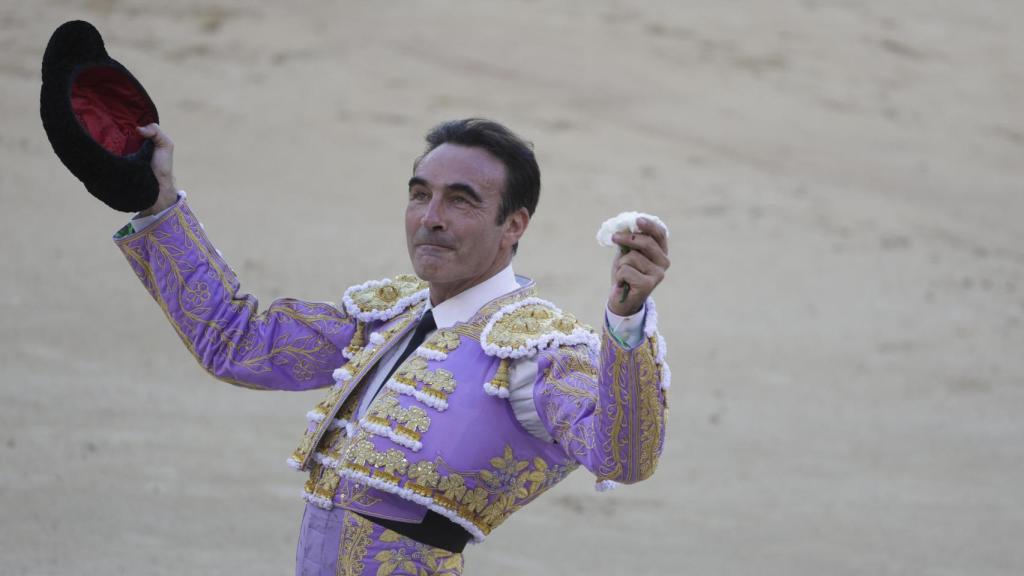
[660,362,672,391]
[483,382,511,398]
[595,480,621,492]
[481,297,600,359]
[342,278,429,322]
[358,417,423,452]
[414,347,448,361]
[336,466,487,543]
[386,381,449,411]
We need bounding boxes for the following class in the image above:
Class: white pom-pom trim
[336,466,487,543]
[483,382,511,398]
[286,457,303,470]
[595,480,621,492]
[333,367,352,383]
[342,278,428,322]
[306,409,326,424]
[358,417,423,452]
[386,381,449,411]
[369,332,386,346]
[303,492,335,510]
[643,297,659,338]
[414,347,448,361]
[313,451,342,470]
[481,297,600,359]
[637,297,671,391]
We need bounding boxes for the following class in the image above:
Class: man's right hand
[136,123,178,216]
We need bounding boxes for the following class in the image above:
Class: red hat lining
[71,66,157,156]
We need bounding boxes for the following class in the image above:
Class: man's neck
[428,259,513,306]
[426,264,519,329]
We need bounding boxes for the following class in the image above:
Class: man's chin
[410,255,450,283]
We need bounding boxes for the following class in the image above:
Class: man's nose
[421,196,446,230]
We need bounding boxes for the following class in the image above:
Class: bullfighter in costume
[42,21,672,576]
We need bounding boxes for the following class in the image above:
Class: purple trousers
[296,504,464,576]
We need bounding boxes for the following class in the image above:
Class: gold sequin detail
[365,394,432,442]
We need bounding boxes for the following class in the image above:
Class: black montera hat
[40,20,160,212]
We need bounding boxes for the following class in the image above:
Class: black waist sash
[355,510,471,553]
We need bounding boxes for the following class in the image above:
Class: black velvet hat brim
[40,20,160,213]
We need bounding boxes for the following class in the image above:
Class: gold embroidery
[344,437,410,480]
[636,335,664,480]
[485,358,511,395]
[338,512,374,576]
[346,275,427,316]
[393,357,457,404]
[340,438,573,537]
[425,328,461,354]
[593,329,665,483]
[364,393,432,444]
[537,345,600,461]
[118,208,353,390]
[599,329,630,482]
[343,321,365,358]
[484,302,586,350]
[374,529,464,575]
[440,285,538,341]
[293,308,421,469]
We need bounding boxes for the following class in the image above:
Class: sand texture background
[2,1,1023,574]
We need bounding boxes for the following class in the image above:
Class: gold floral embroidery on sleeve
[118,207,354,390]
[597,329,665,483]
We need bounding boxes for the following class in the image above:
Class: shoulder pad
[342,274,429,322]
[481,297,599,359]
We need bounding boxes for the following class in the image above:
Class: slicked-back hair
[417,119,541,252]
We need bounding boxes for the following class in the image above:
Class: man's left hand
[607,218,670,316]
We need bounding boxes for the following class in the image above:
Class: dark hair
[419,119,541,238]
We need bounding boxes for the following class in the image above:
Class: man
[117,119,670,575]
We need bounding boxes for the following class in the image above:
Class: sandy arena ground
[2,1,1023,574]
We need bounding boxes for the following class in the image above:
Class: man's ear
[502,207,530,250]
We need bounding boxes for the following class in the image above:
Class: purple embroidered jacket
[116,198,669,542]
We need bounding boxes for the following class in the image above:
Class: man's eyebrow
[446,182,482,203]
[407,177,483,203]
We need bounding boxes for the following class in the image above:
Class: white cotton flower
[595,211,669,247]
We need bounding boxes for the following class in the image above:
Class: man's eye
[410,190,429,201]
[451,195,470,205]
